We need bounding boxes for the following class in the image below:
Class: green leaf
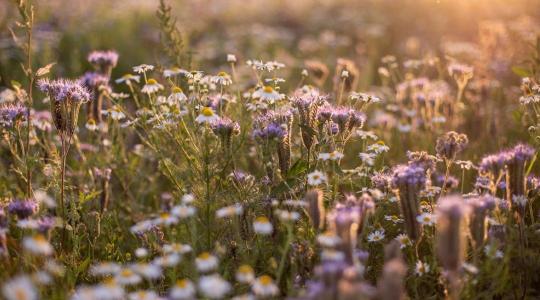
[512,66,531,77]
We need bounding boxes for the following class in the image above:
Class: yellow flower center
[34,234,47,245]
[259,275,273,285]
[198,252,211,259]
[423,217,430,222]
[87,119,96,125]
[263,86,274,93]
[160,212,170,219]
[172,86,183,93]
[201,107,214,117]
[122,74,132,79]
[120,269,133,277]
[176,279,188,288]
[255,216,269,223]
[147,79,157,85]
[218,71,228,77]
[238,265,253,274]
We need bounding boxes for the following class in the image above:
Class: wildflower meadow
[1,0,540,299]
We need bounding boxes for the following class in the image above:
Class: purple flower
[7,199,39,219]
[391,164,426,188]
[211,117,240,138]
[0,103,28,127]
[80,72,110,90]
[37,216,56,234]
[38,78,91,103]
[87,50,119,71]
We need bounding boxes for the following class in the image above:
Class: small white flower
[195,107,220,124]
[216,203,243,218]
[130,220,154,234]
[275,209,300,222]
[251,275,279,297]
[359,152,376,166]
[133,64,154,74]
[282,199,308,207]
[253,216,273,235]
[162,243,192,255]
[317,231,341,248]
[227,54,237,63]
[512,194,527,208]
[198,274,231,299]
[153,212,179,226]
[31,271,53,285]
[307,170,327,186]
[171,205,197,219]
[416,213,436,226]
[90,262,122,277]
[86,119,98,131]
[301,69,309,77]
[349,92,381,103]
[153,254,181,267]
[169,279,195,300]
[212,71,233,86]
[341,70,349,78]
[163,67,186,78]
[131,263,162,280]
[2,275,37,300]
[94,280,125,300]
[367,142,389,154]
[128,290,160,300]
[395,233,412,249]
[135,248,149,258]
[23,234,53,256]
[103,105,126,121]
[367,230,385,243]
[415,261,430,276]
[384,215,404,224]
[116,74,140,85]
[235,265,255,283]
[252,86,284,104]
[141,79,164,94]
[167,87,188,104]
[114,268,142,286]
[181,193,195,204]
[195,252,219,273]
[318,151,344,161]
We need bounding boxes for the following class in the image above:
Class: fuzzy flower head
[88,50,119,72]
[0,103,28,128]
[435,131,468,161]
[8,199,38,219]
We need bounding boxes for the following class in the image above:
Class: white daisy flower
[198,274,231,299]
[169,279,195,300]
[168,87,188,104]
[367,142,390,154]
[395,234,412,249]
[317,231,341,248]
[349,92,381,103]
[94,279,125,300]
[23,234,53,256]
[252,86,284,103]
[416,212,436,226]
[212,71,233,86]
[181,193,195,204]
[195,106,220,124]
[232,294,256,300]
[131,263,162,280]
[153,212,179,226]
[85,119,98,131]
[216,203,243,218]
[31,271,53,285]
[367,229,385,243]
[2,275,37,300]
[384,215,404,224]
[130,220,154,234]
[90,262,122,277]
[71,286,99,300]
[163,67,186,78]
[355,130,378,140]
[116,74,140,85]
[103,105,126,121]
[195,252,219,273]
[141,79,164,94]
[162,243,192,255]
[253,216,273,235]
[227,54,237,63]
[282,199,308,207]
[275,209,300,222]
[415,261,430,276]
[235,265,255,283]
[171,205,197,219]
[251,275,279,297]
[318,151,344,161]
[128,290,160,300]
[114,268,142,286]
[152,254,181,267]
[135,248,148,258]
[307,170,327,186]
[359,152,376,166]
[133,64,154,74]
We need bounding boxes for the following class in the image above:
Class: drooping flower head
[87,50,119,74]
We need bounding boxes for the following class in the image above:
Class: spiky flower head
[435,131,468,161]
[0,103,27,128]
[87,50,119,73]
[7,198,39,219]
